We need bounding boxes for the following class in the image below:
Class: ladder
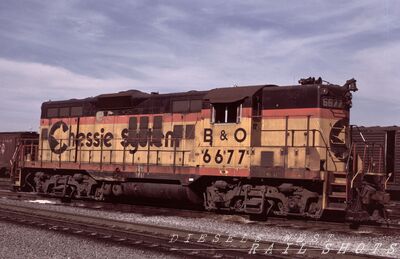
[244,186,266,214]
[326,171,347,210]
[10,143,22,188]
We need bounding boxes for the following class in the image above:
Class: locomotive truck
[11,77,390,222]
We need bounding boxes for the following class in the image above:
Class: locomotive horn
[343,78,358,92]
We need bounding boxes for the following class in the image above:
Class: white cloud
[0,58,140,131]
[0,58,138,96]
[0,1,399,130]
[350,42,400,101]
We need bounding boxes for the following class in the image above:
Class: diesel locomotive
[11,77,390,222]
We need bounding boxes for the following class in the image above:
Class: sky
[0,0,399,131]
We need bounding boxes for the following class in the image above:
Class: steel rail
[1,189,400,233]
[0,200,389,259]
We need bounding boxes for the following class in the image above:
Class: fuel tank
[121,182,203,205]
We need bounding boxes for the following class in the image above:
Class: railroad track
[0,200,385,259]
[0,189,42,200]
[2,189,400,233]
[1,189,400,236]
[0,177,10,190]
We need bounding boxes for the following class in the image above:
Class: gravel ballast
[1,197,399,258]
[0,220,177,259]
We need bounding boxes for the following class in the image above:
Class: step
[244,198,263,206]
[247,190,264,197]
[329,192,346,199]
[333,177,347,184]
[333,171,347,175]
[326,202,346,210]
[330,182,346,187]
[364,172,386,176]
[331,178,346,185]
[245,207,263,214]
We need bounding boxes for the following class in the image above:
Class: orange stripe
[163,113,202,122]
[242,107,252,117]
[40,108,255,126]
[40,107,345,127]
[201,109,211,118]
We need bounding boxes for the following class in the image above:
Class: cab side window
[211,102,242,123]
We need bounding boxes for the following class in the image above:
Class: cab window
[211,103,242,123]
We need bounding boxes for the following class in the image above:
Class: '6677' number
[203,149,246,165]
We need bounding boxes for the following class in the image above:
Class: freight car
[352,126,399,199]
[10,77,390,222]
[0,132,38,177]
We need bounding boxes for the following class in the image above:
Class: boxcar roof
[0,132,38,136]
[355,126,400,131]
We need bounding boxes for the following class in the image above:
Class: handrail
[347,133,388,191]
[9,142,22,179]
[20,129,343,172]
[19,136,197,170]
[260,128,339,171]
[385,173,393,190]
[351,169,363,188]
[345,142,354,172]
[314,129,339,172]
[351,125,386,175]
